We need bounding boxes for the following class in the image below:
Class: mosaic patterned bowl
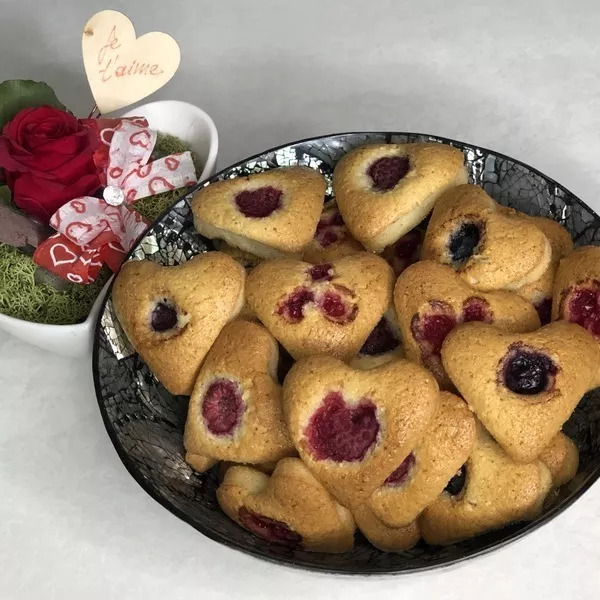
[93,132,600,574]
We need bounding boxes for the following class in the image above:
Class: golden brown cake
[506,212,573,324]
[112,253,246,395]
[367,392,476,528]
[420,425,552,545]
[334,142,467,252]
[246,253,395,361]
[192,166,326,258]
[283,355,439,508]
[183,320,295,469]
[394,261,540,388]
[217,458,356,553]
[352,504,420,552]
[539,432,579,487]
[302,200,365,263]
[441,321,600,462]
[422,185,552,292]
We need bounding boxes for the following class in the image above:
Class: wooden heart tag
[82,10,181,114]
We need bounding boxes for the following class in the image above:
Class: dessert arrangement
[108,140,600,556]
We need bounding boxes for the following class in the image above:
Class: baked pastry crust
[112,253,245,395]
[192,166,326,258]
[334,143,467,252]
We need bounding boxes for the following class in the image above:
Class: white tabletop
[1,0,600,598]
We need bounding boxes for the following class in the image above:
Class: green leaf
[0,185,11,207]
[0,80,66,131]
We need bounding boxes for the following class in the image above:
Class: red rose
[0,106,101,223]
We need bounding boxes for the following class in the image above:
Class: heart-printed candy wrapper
[246,252,395,361]
[441,321,600,462]
[283,356,439,508]
[422,184,552,292]
[217,458,356,553]
[82,10,181,114]
[183,320,295,468]
[394,261,540,388]
[112,252,246,395]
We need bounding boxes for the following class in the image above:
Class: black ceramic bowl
[93,132,600,574]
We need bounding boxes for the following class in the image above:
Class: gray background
[1,1,600,598]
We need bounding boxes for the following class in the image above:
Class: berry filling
[501,343,558,395]
[384,452,416,487]
[383,229,422,275]
[238,507,302,548]
[411,302,457,357]
[305,391,379,462]
[202,378,246,436]
[235,186,283,218]
[565,284,600,337]
[462,297,492,323]
[368,156,410,191]
[318,286,358,324]
[445,465,467,496]
[360,317,400,356]
[277,287,315,323]
[150,300,179,332]
[308,263,334,282]
[314,207,347,248]
[448,222,482,264]
[535,297,552,326]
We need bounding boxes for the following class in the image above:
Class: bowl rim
[0,99,218,331]
[92,130,600,575]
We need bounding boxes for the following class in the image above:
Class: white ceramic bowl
[0,100,218,357]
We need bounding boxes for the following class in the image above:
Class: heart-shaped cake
[422,184,552,291]
[552,246,600,385]
[419,425,552,545]
[503,211,573,324]
[217,458,355,553]
[366,392,476,528]
[302,200,365,264]
[334,143,467,252]
[394,261,541,387]
[351,504,420,553]
[441,321,600,462]
[538,432,579,488]
[283,356,439,508]
[183,320,295,469]
[246,253,395,361]
[192,167,327,259]
[112,252,245,395]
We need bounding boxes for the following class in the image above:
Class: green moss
[0,132,198,325]
[0,244,110,324]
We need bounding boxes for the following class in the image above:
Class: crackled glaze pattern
[94,133,600,574]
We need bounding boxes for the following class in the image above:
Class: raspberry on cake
[112,253,246,396]
[216,458,355,553]
[441,321,600,462]
[394,261,540,388]
[420,425,552,545]
[191,166,327,259]
[350,309,404,370]
[302,201,365,264]
[334,143,467,252]
[184,320,295,470]
[422,185,552,292]
[283,355,439,508]
[246,252,395,361]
